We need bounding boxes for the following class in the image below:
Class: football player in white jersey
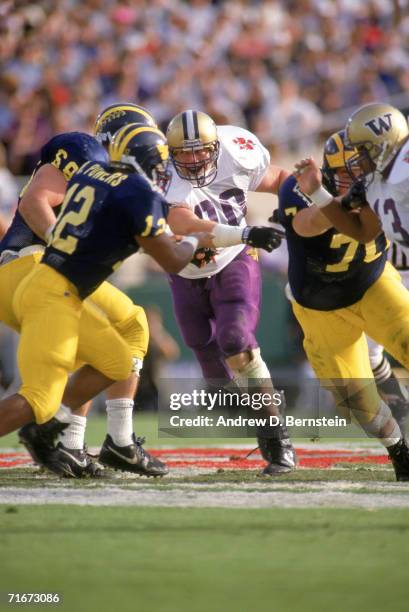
[165,110,296,475]
[292,102,409,479]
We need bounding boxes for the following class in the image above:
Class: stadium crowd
[1,0,408,175]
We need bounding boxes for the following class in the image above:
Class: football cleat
[387,438,409,481]
[19,419,68,466]
[46,443,105,479]
[257,437,297,476]
[99,434,168,477]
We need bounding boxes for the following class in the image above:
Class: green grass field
[1,414,408,612]
[1,506,409,612]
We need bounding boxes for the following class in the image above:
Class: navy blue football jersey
[277,175,388,310]
[42,161,168,298]
[0,132,108,254]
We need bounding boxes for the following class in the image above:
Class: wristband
[180,236,199,252]
[212,224,244,247]
[309,186,333,209]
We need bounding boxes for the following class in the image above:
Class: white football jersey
[167,125,270,279]
[366,139,409,261]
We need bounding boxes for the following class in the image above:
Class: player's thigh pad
[0,253,42,331]
[87,281,149,358]
[13,264,82,424]
[292,301,373,380]
[361,262,409,369]
[77,299,133,381]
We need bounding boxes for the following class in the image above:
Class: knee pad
[217,319,253,357]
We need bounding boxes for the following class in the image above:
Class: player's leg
[211,249,295,475]
[292,300,409,479]
[1,265,83,436]
[168,273,232,380]
[361,263,409,437]
[86,284,167,476]
[366,334,409,431]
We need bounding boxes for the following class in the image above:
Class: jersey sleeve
[166,170,194,210]
[119,178,169,238]
[41,133,108,181]
[218,126,270,190]
[277,175,313,231]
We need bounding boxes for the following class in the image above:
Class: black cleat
[387,438,409,481]
[47,443,105,479]
[258,437,296,476]
[99,434,168,477]
[19,419,68,466]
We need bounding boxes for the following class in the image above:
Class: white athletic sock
[380,420,401,448]
[58,415,87,450]
[106,398,134,447]
[54,404,73,424]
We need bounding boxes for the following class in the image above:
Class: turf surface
[1,506,408,612]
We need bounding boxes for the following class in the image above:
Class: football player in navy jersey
[0,104,172,477]
[279,130,409,480]
[0,123,214,478]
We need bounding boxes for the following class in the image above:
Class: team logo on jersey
[404,151,409,164]
[233,137,255,150]
[364,113,392,136]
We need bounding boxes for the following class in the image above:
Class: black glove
[268,209,280,224]
[340,179,367,211]
[190,247,217,268]
[242,226,285,252]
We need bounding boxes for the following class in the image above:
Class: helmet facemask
[170,141,220,188]
[166,110,220,188]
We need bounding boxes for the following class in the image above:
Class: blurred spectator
[0,142,18,237]
[1,0,408,172]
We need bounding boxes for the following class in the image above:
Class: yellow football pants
[0,254,149,423]
[292,262,409,423]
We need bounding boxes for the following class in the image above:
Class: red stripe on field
[0,449,389,470]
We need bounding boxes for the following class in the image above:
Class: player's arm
[292,206,333,237]
[168,205,216,234]
[256,163,290,195]
[168,205,283,252]
[18,164,66,241]
[135,231,214,274]
[293,157,382,243]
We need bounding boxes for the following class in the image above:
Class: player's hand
[340,179,367,211]
[190,247,217,268]
[293,157,321,195]
[242,226,285,252]
[193,231,216,249]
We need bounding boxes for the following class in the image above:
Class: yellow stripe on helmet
[326,132,356,169]
[110,125,167,161]
[95,105,156,132]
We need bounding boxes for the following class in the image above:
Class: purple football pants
[169,248,261,380]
